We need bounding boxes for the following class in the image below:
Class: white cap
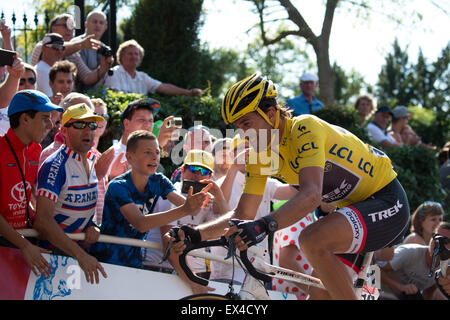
[300,73,318,82]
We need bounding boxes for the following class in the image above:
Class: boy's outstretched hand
[182,183,212,214]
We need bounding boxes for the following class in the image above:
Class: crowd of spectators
[0,10,448,300]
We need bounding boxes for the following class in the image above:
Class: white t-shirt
[366,122,397,144]
[209,172,282,283]
[106,140,127,179]
[103,65,162,94]
[380,244,437,299]
[35,60,52,97]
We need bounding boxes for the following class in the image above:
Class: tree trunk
[314,38,335,106]
[255,0,338,105]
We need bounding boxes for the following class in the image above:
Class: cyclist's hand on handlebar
[163,228,186,257]
[165,225,202,255]
[225,218,269,250]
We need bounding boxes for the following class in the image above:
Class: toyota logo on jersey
[11,181,32,202]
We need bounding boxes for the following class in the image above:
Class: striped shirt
[36,145,98,246]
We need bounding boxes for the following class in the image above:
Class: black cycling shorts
[335,178,410,270]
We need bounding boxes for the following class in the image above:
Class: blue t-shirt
[286,93,323,116]
[90,171,175,268]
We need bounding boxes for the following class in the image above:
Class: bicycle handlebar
[176,234,272,286]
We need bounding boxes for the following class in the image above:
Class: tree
[376,40,450,147]
[332,62,369,107]
[247,0,339,105]
[376,38,416,107]
[122,0,205,89]
[243,0,438,106]
[121,0,243,97]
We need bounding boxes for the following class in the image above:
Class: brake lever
[160,227,180,264]
[225,233,236,260]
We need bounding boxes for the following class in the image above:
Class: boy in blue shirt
[90,130,211,268]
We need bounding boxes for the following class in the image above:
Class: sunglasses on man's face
[19,77,36,86]
[186,165,212,176]
[64,121,98,131]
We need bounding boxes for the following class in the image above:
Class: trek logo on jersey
[368,200,403,222]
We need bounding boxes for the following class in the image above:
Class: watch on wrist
[262,216,278,233]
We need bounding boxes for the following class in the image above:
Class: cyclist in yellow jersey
[169,73,410,299]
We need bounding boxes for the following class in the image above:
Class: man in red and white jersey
[0,89,63,277]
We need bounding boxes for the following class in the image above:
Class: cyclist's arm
[270,166,323,230]
[197,192,262,241]
[273,184,298,200]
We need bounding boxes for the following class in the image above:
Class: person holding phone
[0,50,24,109]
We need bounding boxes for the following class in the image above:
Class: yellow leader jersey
[244,115,397,208]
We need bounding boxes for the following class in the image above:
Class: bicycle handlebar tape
[179,251,209,286]
[240,250,272,283]
[179,237,228,287]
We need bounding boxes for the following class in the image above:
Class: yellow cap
[184,149,214,172]
[62,103,105,126]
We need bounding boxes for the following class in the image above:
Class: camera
[97,43,113,57]
[168,117,182,128]
[0,49,15,67]
[97,44,114,76]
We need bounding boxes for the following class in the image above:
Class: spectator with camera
[103,39,203,96]
[31,14,100,67]
[70,11,114,93]
[106,97,178,180]
[31,13,110,93]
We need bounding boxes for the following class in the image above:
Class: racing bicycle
[170,229,381,300]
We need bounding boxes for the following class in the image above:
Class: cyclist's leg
[301,178,410,299]
[299,212,358,299]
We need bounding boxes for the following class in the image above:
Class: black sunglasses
[19,77,36,86]
[64,121,98,131]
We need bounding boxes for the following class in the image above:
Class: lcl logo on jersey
[11,181,32,202]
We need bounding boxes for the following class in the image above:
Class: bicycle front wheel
[181,293,232,300]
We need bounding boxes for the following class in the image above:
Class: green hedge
[90,91,449,220]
